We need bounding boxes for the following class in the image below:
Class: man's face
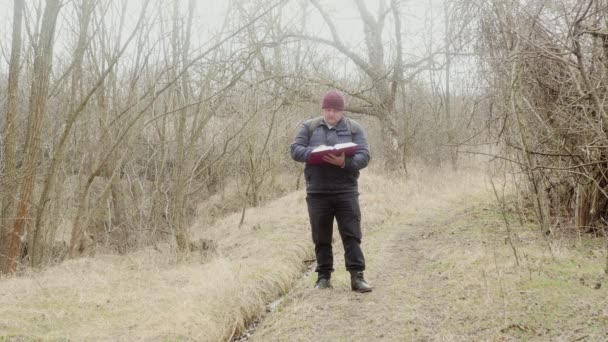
[323,108,344,126]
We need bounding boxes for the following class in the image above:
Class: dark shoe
[314,278,332,289]
[350,271,372,293]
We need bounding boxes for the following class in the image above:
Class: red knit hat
[321,90,345,111]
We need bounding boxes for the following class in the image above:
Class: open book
[308,142,358,165]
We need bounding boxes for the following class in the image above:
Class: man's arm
[290,123,314,163]
[344,126,370,171]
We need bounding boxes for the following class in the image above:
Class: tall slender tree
[0,0,25,272]
[2,0,62,273]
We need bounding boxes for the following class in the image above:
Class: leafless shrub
[478,0,608,234]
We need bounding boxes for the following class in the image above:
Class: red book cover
[308,142,358,165]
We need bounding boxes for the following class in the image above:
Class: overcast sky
[0,0,444,59]
[0,0,478,94]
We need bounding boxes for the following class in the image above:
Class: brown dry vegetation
[0,169,606,341]
[478,0,608,234]
[0,173,312,341]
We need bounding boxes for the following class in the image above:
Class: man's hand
[322,152,345,167]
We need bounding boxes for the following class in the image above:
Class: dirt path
[250,179,608,341]
[0,172,605,341]
[250,192,470,341]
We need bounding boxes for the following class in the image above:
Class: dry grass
[0,166,479,341]
[249,167,492,341]
[416,202,608,340]
[0,180,313,341]
[251,167,608,341]
[3,166,604,341]
[192,173,297,229]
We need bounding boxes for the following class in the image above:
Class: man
[290,90,372,293]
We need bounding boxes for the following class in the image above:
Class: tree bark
[30,0,95,267]
[380,112,402,170]
[0,0,25,271]
[171,0,196,252]
[444,0,457,171]
[2,0,61,274]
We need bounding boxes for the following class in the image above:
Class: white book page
[312,145,333,153]
[334,142,356,149]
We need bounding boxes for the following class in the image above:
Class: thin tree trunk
[444,0,457,171]
[380,113,402,170]
[30,0,94,267]
[104,0,129,255]
[508,55,553,256]
[109,178,128,253]
[575,183,592,230]
[0,0,25,270]
[171,0,196,252]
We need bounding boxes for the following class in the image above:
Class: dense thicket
[479,0,608,233]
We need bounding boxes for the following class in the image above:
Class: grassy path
[251,172,608,341]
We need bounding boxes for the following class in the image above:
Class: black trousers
[306,192,366,278]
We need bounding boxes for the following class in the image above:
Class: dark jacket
[290,117,371,194]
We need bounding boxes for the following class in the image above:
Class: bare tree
[2,0,61,273]
[277,0,440,171]
[29,0,96,267]
[0,0,25,271]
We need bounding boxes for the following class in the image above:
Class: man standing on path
[290,90,372,293]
